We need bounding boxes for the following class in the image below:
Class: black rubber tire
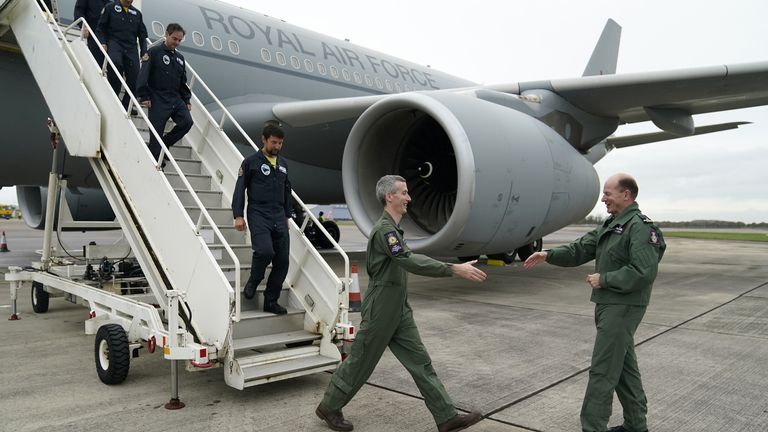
[515,238,543,262]
[94,324,130,385]
[31,282,49,313]
[488,251,516,264]
[317,221,341,249]
[457,255,481,263]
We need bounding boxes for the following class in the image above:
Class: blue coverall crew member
[73,0,109,66]
[524,173,665,432]
[96,0,147,111]
[232,124,292,315]
[316,175,486,432]
[136,23,193,165]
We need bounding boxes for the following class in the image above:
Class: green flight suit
[546,202,665,432]
[321,211,458,424]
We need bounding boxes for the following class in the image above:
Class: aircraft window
[290,56,300,69]
[394,82,402,93]
[364,75,373,86]
[304,59,314,72]
[228,40,240,55]
[342,69,351,81]
[276,52,286,66]
[385,80,393,91]
[260,48,271,62]
[211,36,223,51]
[317,63,327,75]
[330,66,339,79]
[375,77,383,89]
[151,21,164,38]
[353,71,362,84]
[192,31,204,47]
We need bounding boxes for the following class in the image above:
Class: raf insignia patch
[114,4,121,12]
[648,228,662,246]
[261,163,271,176]
[385,231,403,256]
[162,55,171,65]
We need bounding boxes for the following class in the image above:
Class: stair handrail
[34,1,240,316]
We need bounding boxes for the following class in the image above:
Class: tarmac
[1,218,767,432]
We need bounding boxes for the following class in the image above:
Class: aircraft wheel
[95,324,130,385]
[31,282,49,313]
[488,251,516,264]
[457,255,480,263]
[318,221,341,249]
[515,238,543,262]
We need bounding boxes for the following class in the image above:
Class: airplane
[1,0,767,261]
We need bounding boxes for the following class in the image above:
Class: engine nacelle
[342,92,599,256]
[17,185,116,230]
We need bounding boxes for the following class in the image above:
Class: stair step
[187,207,232,227]
[209,243,252,263]
[238,348,338,386]
[200,225,247,244]
[172,158,203,175]
[167,173,212,190]
[233,330,321,351]
[220,263,252,283]
[234,308,305,338]
[174,189,222,207]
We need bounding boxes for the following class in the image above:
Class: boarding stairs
[1,0,351,390]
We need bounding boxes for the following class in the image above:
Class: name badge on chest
[611,224,625,234]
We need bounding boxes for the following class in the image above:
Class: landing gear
[31,281,49,313]
[515,238,543,262]
[95,324,130,385]
[316,220,341,249]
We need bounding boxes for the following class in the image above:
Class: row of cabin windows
[152,21,415,93]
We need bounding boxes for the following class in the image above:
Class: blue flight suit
[73,0,109,66]
[96,1,147,108]
[136,44,193,162]
[232,152,292,305]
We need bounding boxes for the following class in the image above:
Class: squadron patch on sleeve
[648,227,662,246]
[385,231,403,256]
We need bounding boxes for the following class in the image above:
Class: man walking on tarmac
[316,175,486,432]
[232,124,292,315]
[524,173,665,432]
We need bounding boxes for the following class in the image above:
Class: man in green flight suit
[524,173,665,432]
[316,175,487,432]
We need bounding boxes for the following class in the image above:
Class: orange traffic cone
[349,263,361,312]
[0,231,9,252]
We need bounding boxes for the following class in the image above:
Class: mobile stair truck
[1,0,354,408]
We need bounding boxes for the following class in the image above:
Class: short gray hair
[376,175,406,205]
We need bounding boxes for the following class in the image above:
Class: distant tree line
[574,215,768,229]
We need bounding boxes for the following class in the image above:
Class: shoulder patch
[648,227,662,246]
[384,231,404,256]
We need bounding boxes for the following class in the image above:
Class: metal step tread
[168,173,211,179]
[233,330,321,351]
[239,308,303,320]
[220,263,252,271]
[173,188,220,194]
[241,353,338,383]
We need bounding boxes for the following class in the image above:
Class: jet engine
[342,92,600,256]
[17,185,116,230]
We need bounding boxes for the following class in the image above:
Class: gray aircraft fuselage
[0,0,474,203]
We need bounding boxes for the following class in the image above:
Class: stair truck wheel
[515,238,543,262]
[31,281,49,313]
[94,324,130,385]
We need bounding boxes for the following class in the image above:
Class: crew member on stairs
[136,23,193,167]
[232,124,292,315]
[96,0,147,112]
[73,0,110,66]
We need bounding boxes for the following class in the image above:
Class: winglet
[583,19,622,76]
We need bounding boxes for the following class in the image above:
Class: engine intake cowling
[342,92,599,256]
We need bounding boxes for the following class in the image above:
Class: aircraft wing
[500,61,768,125]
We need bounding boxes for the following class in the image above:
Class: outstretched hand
[452,260,487,282]
[523,251,548,269]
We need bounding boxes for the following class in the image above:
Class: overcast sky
[3,0,765,222]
